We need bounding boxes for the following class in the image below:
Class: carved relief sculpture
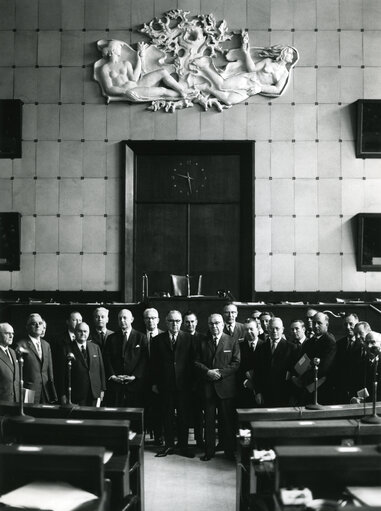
[94,10,299,112]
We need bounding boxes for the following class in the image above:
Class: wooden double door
[124,141,254,301]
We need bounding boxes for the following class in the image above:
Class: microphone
[313,357,320,365]
[15,346,28,359]
[66,352,75,361]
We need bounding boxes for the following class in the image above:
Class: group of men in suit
[0,303,380,462]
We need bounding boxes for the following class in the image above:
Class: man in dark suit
[61,322,106,406]
[91,307,114,352]
[223,303,245,341]
[292,312,337,405]
[236,318,264,408]
[151,310,195,458]
[103,308,148,407]
[255,317,296,407]
[333,313,364,404]
[143,307,164,445]
[183,311,205,449]
[195,313,240,461]
[0,323,20,402]
[14,313,57,404]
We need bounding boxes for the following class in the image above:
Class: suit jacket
[15,337,57,404]
[255,338,296,406]
[145,328,164,356]
[150,331,195,393]
[334,336,365,403]
[223,322,245,342]
[195,332,240,399]
[90,329,114,352]
[237,337,265,392]
[0,347,20,402]
[63,341,106,404]
[103,329,149,393]
[298,332,337,386]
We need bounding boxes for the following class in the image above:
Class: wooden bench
[2,417,131,511]
[0,444,109,511]
[0,401,145,511]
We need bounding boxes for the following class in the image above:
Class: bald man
[0,323,19,402]
[195,313,240,461]
[103,309,148,407]
[293,312,337,405]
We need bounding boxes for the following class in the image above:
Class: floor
[144,443,236,511]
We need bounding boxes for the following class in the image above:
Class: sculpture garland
[94,9,299,113]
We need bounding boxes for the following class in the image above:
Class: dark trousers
[146,390,163,440]
[161,390,190,449]
[204,387,236,457]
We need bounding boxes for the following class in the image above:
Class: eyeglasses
[30,322,44,326]
[167,319,181,323]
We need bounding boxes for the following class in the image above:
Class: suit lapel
[0,348,14,371]
[26,338,41,363]
[73,342,88,368]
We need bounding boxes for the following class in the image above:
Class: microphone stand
[9,348,35,423]
[306,358,324,410]
[61,353,76,408]
[361,354,381,424]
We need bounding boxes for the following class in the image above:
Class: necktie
[171,334,176,347]
[271,340,277,354]
[4,348,12,362]
[250,341,256,351]
[81,345,88,364]
[228,325,233,336]
[100,331,105,347]
[213,336,218,351]
[35,341,42,359]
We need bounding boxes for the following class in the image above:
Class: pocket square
[135,345,140,348]
[224,350,232,353]
[92,354,97,357]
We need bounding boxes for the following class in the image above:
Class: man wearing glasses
[14,313,57,404]
[150,310,195,458]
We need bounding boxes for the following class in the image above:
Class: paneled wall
[0,0,380,295]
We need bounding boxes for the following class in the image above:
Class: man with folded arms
[195,313,240,461]
[103,309,148,407]
[151,310,195,458]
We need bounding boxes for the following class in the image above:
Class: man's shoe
[178,448,195,458]
[200,454,213,461]
[155,447,174,457]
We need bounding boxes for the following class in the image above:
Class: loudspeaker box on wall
[0,213,21,271]
[0,100,22,159]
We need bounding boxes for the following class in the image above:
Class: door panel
[189,204,240,297]
[135,203,187,297]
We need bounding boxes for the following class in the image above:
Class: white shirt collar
[76,341,87,350]
[147,329,158,338]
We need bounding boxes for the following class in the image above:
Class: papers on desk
[23,388,35,404]
[129,431,136,441]
[103,450,113,464]
[0,481,98,511]
[346,486,381,507]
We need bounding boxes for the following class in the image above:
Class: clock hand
[177,172,194,193]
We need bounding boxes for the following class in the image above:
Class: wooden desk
[0,401,144,433]
[0,444,109,511]
[0,402,144,511]
[3,417,130,511]
[238,402,381,424]
[250,419,381,447]
[236,419,381,511]
[273,445,381,507]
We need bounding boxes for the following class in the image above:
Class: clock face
[171,159,208,196]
